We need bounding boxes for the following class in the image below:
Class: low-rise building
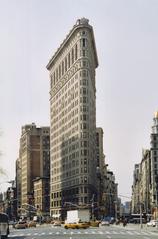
[132,112,158,218]
[33,177,50,217]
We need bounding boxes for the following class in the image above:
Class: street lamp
[137,202,144,229]
[91,194,95,221]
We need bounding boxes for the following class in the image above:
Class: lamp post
[136,202,145,229]
[139,203,143,229]
[91,194,95,221]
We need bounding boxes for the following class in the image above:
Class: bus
[0,213,9,238]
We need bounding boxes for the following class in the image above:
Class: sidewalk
[112,223,158,233]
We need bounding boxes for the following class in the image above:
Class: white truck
[65,209,90,223]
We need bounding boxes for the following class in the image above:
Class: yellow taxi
[15,221,28,229]
[64,222,89,229]
[28,221,36,227]
[89,221,100,227]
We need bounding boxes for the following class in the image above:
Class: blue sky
[0,0,158,201]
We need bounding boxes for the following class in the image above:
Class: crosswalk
[8,229,158,237]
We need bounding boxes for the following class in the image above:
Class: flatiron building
[47,18,98,218]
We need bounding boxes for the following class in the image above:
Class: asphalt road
[8,224,158,239]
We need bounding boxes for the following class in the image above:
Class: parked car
[147,220,158,227]
[100,220,110,226]
[53,221,61,226]
[15,221,28,229]
[64,222,89,229]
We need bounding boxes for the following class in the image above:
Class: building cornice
[46,18,98,70]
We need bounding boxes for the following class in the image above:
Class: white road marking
[107,236,112,239]
[148,231,158,235]
[141,231,149,235]
[9,228,158,237]
[111,230,117,234]
[126,231,134,235]
[133,231,141,235]
[119,231,126,234]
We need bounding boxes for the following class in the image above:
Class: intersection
[8,224,158,239]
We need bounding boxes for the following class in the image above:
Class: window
[65,57,67,72]
[68,53,70,68]
[59,64,61,78]
[84,177,87,183]
[83,88,87,95]
[53,72,56,85]
[56,68,58,81]
[82,38,86,47]
[82,50,86,57]
[72,48,74,64]
[62,61,64,75]
[50,75,53,88]
[84,197,87,204]
[83,61,86,67]
[75,44,78,60]
[83,97,87,103]
[84,149,87,156]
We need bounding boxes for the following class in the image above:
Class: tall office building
[16,157,22,213]
[96,128,105,175]
[18,123,50,209]
[47,18,98,218]
[96,127,105,206]
[150,112,158,209]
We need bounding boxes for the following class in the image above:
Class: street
[8,224,158,239]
